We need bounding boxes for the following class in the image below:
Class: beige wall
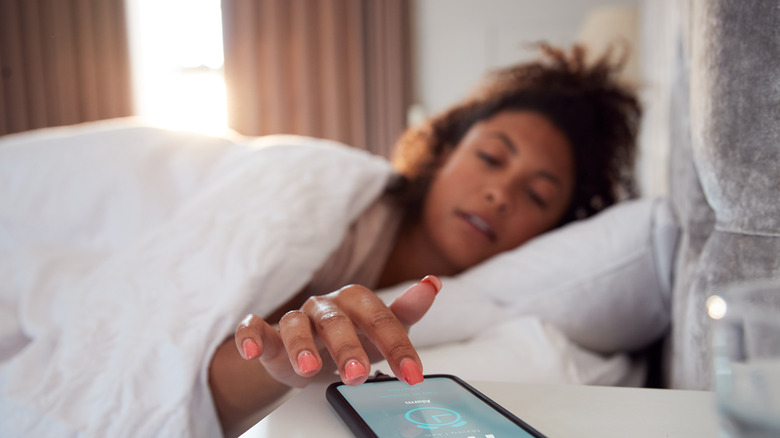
[410,0,640,116]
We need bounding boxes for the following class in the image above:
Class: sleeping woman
[209,43,641,432]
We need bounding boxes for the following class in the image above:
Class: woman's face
[419,110,575,273]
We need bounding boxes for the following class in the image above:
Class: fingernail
[421,275,442,294]
[401,359,423,385]
[344,360,367,383]
[298,351,319,374]
[242,339,260,360]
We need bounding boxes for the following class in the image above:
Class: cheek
[423,177,453,221]
[426,165,467,204]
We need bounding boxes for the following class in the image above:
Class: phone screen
[329,375,545,438]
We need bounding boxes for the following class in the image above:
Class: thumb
[389,275,442,326]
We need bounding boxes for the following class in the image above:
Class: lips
[458,211,497,242]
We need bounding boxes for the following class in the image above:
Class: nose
[484,180,511,213]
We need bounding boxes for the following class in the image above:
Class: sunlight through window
[127,0,228,136]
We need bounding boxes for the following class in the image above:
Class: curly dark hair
[389,43,641,227]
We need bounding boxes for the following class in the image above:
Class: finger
[389,275,442,326]
[335,285,425,386]
[302,295,370,386]
[236,314,313,388]
[235,314,284,360]
[278,310,322,377]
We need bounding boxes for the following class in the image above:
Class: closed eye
[477,151,501,167]
[528,190,548,209]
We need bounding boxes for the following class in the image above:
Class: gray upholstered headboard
[653,0,780,390]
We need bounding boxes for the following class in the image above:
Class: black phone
[326,374,547,438]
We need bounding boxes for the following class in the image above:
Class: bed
[0,117,677,436]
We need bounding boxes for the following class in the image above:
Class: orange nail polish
[401,359,423,385]
[242,339,260,360]
[344,360,367,383]
[421,275,442,294]
[298,351,319,374]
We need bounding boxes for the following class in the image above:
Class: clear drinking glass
[707,280,780,438]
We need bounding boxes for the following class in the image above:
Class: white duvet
[0,120,642,437]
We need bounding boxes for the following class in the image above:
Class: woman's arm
[209,276,441,433]
[208,336,292,432]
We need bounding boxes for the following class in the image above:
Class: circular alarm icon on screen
[404,407,468,429]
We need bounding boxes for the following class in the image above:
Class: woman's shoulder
[308,193,404,295]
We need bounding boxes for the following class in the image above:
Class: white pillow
[378,197,679,354]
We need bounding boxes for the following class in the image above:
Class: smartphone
[326,374,547,438]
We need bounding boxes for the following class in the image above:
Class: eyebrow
[492,132,518,155]
[490,132,563,187]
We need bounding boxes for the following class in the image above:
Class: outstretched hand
[234,276,441,389]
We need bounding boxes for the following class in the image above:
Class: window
[126,0,227,135]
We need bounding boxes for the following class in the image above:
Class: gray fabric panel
[672,233,780,389]
[669,0,780,390]
[689,0,780,235]
[669,33,715,242]
[664,0,715,389]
